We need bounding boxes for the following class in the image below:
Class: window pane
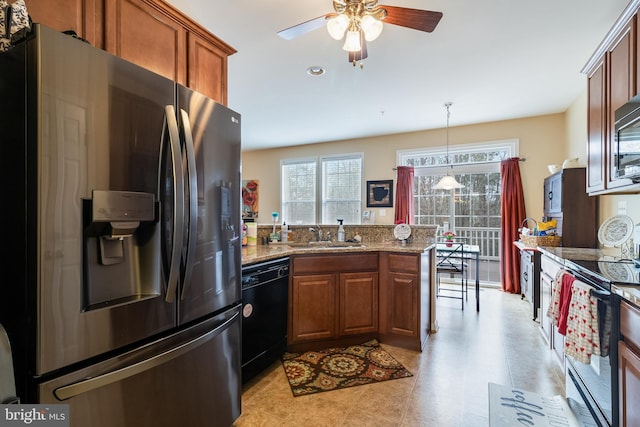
[281,161,316,224]
[321,156,362,224]
[399,141,516,260]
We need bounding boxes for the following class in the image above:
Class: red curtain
[500,158,526,294]
[394,166,414,224]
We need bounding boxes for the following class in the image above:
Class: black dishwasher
[241,257,289,383]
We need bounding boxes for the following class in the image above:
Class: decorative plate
[393,224,411,240]
[598,260,636,283]
[598,215,634,247]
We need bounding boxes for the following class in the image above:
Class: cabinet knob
[548,191,553,200]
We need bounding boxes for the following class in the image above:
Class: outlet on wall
[618,200,628,215]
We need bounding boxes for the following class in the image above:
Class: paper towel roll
[247,223,257,246]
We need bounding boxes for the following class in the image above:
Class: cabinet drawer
[292,253,378,274]
[541,254,562,278]
[521,250,533,263]
[387,253,419,273]
[621,301,640,350]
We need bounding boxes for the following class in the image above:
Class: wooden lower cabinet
[339,272,378,336]
[288,250,433,352]
[379,250,433,351]
[290,274,336,343]
[619,301,640,426]
[288,253,379,351]
[386,271,418,337]
[619,341,640,427]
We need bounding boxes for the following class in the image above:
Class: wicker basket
[519,234,562,248]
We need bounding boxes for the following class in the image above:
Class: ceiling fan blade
[277,15,330,40]
[348,35,368,63]
[381,6,443,33]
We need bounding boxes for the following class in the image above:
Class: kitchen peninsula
[241,225,439,353]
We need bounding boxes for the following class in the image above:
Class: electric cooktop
[565,258,640,287]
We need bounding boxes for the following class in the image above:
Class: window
[281,154,363,225]
[281,158,316,224]
[398,140,518,260]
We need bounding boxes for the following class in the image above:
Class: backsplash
[251,224,438,245]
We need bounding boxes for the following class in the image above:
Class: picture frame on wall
[366,180,393,207]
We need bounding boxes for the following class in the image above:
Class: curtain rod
[393,157,526,171]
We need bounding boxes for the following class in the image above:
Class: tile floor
[234,288,565,426]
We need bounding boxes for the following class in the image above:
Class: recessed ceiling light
[306,66,325,76]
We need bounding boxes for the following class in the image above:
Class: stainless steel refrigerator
[0,24,242,426]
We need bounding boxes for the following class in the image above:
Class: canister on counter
[247,222,257,246]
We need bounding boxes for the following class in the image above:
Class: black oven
[564,260,617,427]
[614,94,640,181]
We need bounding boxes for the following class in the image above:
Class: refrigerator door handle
[163,105,185,303]
[179,109,198,300]
[53,311,240,401]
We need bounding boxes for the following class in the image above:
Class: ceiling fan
[277,0,443,66]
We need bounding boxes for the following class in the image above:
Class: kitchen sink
[286,241,365,249]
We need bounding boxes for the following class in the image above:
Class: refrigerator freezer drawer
[38,306,241,427]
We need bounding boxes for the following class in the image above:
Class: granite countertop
[536,246,605,264]
[513,241,540,252]
[242,240,435,265]
[538,246,640,307]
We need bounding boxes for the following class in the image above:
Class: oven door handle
[589,288,610,301]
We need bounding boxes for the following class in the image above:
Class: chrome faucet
[309,226,323,241]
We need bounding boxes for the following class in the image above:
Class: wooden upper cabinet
[30,0,235,104]
[587,58,607,193]
[27,0,102,47]
[104,0,187,85]
[607,20,636,189]
[188,32,228,104]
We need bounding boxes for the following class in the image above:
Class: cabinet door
[104,0,187,85]
[386,272,418,337]
[290,274,336,343]
[608,21,636,189]
[27,0,101,47]
[540,272,552,346]
[587,57,607,193]
[339,272,378,336]
[188,32,228,104]
[520,251,531,303]
[543,174,561,214]
[619,340,640,426]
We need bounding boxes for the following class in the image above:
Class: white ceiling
[166,0,630,151]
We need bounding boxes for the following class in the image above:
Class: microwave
[614,94,640,181]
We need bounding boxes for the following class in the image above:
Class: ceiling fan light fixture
[327,14,349,40]
[342,28,362,52]
[361,15,383,41]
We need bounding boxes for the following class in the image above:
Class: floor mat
[281,339,413,396]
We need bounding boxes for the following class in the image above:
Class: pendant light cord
[445,102,452,169]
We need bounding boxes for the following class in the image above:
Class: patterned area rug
[281,340,413,396]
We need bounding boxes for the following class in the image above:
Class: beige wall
[566,89,640,229]
[242,113,568,226]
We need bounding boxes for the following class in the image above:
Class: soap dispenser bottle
[337,219,345,242]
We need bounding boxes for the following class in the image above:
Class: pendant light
[433,102,464,190]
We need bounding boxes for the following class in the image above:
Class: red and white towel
[546,270,611,364]
[564,280,606,364]
[547,269,574,335]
